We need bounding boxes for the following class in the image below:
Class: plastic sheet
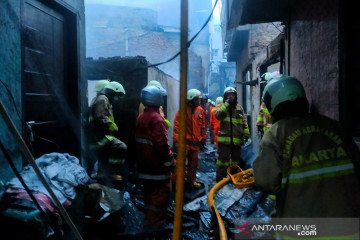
[241,139,255,169]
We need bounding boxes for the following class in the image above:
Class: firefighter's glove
[224,100,230,108]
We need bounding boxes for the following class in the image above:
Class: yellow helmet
[104,81,126,94]
[94,79,110,92]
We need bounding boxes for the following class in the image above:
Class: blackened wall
[288,0,340,120]
[0,1,22,184]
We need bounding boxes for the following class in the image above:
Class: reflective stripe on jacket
[89,94,118,141]
[256,101,272,131]
[214,103,249,146]
[136,107,174,181]
[173,104,206,150]
[253,113,360,217]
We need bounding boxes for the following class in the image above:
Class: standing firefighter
[139,80,171,129]
[135,85,174,229]
[253,75,360,222]
[173,89,206,188]
[256,72,279,134]
[210,97,223,147]
[215,87,249,182]
[209,99,216,144]
[88,81,127,185]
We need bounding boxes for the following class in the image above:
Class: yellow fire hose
[208,165,255,240]
[208,177,231,240]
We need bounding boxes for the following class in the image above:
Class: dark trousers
[216,144,242,181]
[142,180,171,228]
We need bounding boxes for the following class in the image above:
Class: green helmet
[94,79,110,92]
[262,75,306,114]
[104,81,126,94]
[147,80,163,88]
[215,97,223,105]
[187,89,201,100]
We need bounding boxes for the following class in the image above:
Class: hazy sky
[85,0,221,26]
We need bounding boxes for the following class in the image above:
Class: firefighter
[138,80,170,129]
[210,97,223,147]
[135,85,174,229]
[173,89,206,188]
[256,72,279,134]
[200,94,210,146]
[253,75,360,220]
[88,81,127,185]
[209,99,216,144]
[215,87,250,182]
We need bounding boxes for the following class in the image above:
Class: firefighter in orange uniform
[210,97,223,147]
[173,89,206,188]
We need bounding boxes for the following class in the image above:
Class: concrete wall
[288,0,339,120]
[0,1,22,184]
[0,0,86,184]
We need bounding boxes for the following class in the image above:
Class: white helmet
[104,81,126,94]
[94,79,110,92]
[187,89,202,101]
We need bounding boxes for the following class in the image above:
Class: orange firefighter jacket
[210,106,219,135]
[173,104,206,150]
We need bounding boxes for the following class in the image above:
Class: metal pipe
[0,100,84,240]
[208,177,231,240]
[172,0,188,239]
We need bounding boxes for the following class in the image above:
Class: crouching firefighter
[135,85,175,229]
[88,81,127,185]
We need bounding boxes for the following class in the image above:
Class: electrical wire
[271,22,283,34]
[128,0,219,72]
